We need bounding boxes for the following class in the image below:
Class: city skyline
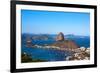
[21,9,90,36]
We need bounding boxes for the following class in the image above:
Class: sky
[21,9,90,36]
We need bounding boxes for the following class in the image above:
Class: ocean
[21,34,90,62]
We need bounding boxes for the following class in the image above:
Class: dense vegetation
[21,53,47,63]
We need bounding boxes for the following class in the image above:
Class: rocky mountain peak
[56,32,64,41]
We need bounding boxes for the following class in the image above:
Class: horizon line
[22,33,90,36]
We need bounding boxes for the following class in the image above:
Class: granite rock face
[53,32,79,50]
[56,32,64,41]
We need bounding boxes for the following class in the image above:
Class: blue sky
[21,10,90,36]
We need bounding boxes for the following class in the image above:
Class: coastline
[23,44,90,62]
[21,33,90,62]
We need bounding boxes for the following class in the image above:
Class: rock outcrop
[25,36,34,47]
[52,32,79,50]
[66,47,90,60]
[56,32,64,41]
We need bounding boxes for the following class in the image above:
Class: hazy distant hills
[22,33,90,40]
[65,34,90,38]
[22,33,54,41]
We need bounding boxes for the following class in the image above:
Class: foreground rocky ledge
[66,47,90,60]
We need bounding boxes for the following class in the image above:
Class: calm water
[22,46,73,61]
[66,37,90,48]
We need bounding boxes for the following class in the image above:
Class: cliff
[56,32,64,41]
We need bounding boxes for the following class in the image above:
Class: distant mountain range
[22,33,90,39]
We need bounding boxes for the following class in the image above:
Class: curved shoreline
[26,44,89,53]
